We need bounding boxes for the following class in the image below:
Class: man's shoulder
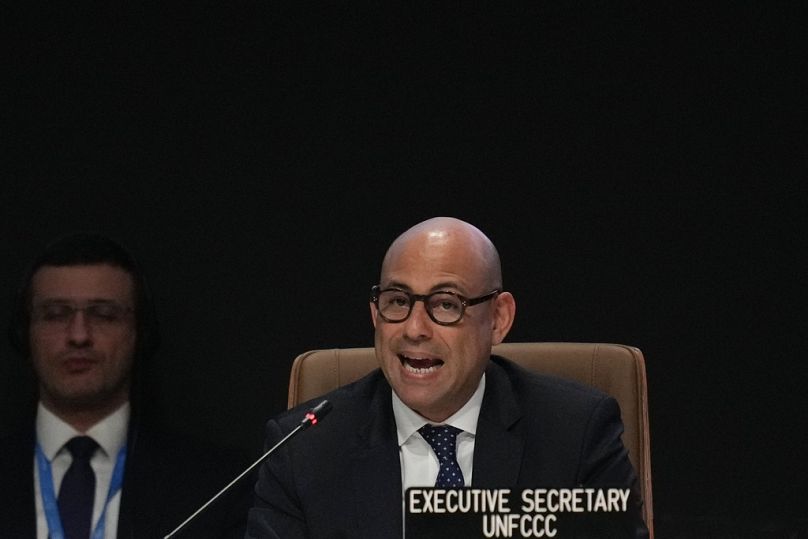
[484,355,622,448]
[275,368,389,427]
[488,354,611,406]
[0,418,34,447]
[0,421,36,537]
[0,419,34,482]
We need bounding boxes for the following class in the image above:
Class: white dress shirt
[34,401,129,539]
[394,373,486,494]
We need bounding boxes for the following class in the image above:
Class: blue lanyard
[36,441,127,539]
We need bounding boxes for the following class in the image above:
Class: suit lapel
[472,360,525,488]
[350,379,404,538]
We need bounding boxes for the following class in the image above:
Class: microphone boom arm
[164,399,332,539]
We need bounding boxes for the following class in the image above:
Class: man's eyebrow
[383,281,464,293]
[384,281,411,291]
[34,298,122,305]
[430,281,462,293]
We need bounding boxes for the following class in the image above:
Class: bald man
[246,217,649,538]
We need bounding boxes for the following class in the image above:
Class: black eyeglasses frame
[370,285,500,326]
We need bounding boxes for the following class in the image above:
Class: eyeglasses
[371,285,500,326]
[31,302,134,329]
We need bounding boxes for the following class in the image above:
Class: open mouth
[399,354,444,374]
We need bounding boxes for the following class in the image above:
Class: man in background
[1,232,251,538]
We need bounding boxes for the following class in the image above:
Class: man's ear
[370,302,379,329]
[490,291,516,345]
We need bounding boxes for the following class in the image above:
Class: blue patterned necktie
[419,424,465,488]
[58,436,98,539]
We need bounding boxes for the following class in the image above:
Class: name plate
[404,487,636,538]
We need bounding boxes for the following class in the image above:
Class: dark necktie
[58,436,98,539]
[418,424,465,488]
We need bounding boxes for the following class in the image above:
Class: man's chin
[397,390,452,421]
[47,385,124,410]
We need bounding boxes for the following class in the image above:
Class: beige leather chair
[287,342,653,536]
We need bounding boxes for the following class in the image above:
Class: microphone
[163,399,333,538]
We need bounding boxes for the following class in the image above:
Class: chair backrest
[287,341,653,536]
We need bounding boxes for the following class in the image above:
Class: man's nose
[402,300,434,340]
[66,311,93,345]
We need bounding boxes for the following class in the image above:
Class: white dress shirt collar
[36,401,130,460]
[393,373,486,446]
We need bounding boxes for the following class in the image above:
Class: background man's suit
[246,355,649,538]
[0,412,252,538]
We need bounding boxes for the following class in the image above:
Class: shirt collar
[36,401,130,460]
[393,373,486,446]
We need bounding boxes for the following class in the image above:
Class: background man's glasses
[371,286,500,326]
[31,302,133,329]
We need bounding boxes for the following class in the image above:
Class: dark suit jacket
[0,412,253,539]
[245,355,648,538]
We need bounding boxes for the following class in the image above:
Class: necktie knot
[418,424,465,488]
[419,424,462,451]
[65,436,98,460]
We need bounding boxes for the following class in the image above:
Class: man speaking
[246,217,648,538]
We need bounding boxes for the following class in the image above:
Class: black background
[2,3,805,537]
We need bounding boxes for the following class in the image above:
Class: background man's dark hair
[7,231,161,372]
